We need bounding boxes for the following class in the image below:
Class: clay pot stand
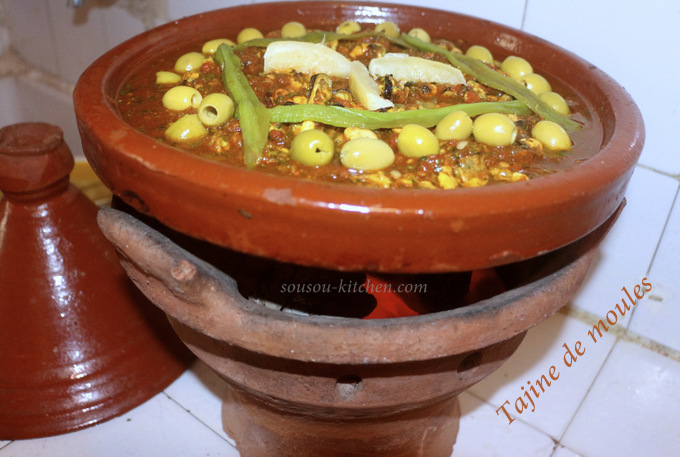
[97,204,621,457]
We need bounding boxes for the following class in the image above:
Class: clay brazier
[97,204,620,456]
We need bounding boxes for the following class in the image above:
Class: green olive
[374,21,400,38]
[539,91,570,115]
[435,111,473,141]
[165,114,208,142]
[407,28,430,42]
[397,124,440,157]
[531,120,571,150]
[197,93,235,126]
[472,113,518,146]
[282,21,307,38]
[336,20,361,35]
[155,71,181,85]
[291,129,335,166]
[237,27,263,44]
[501,55,533,81]
[465,45,493,64]
[340,138,395,170]
[202,38,234,55]
[344,127,378,140]
[162,86,203,111]
[174,52,205,73]
[520,73,552,95]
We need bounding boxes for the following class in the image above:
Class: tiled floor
[1,0,679,456]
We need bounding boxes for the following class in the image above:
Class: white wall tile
[368,0,528,29]
[0,17,7,55]
[0,78,21,127]
[562,340,680,457]
[629,195,680,351]
[456,392,555,457]
[523,0,680,175]
[167,0,248,21]
[551,446,584,457]
[43,1,111,85]
[100,4,148,49]
[168,0,529,30]
[570,167,678,321]
[4,0,60,76]
[469,313,616,440]
[0,393,239,457]
[164,360,235,445]
[0,77,83,159]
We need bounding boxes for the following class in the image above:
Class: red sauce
[117,28,600,189]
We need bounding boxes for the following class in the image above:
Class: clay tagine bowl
[73,1,644,273]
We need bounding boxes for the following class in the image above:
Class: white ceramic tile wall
[1,1,678,456]
[3,0,59,77]
[629,196,680,352]
[468,313,618,440]
[569,167,678,321]
[523,0,680,176]
[561,340,680,457]
[455,392,556,457]
[0,77,83,158]
[166,0,247,21]
[0,10,7,55]
[368,0,528,27]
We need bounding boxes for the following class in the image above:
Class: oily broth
[116,28,601,188]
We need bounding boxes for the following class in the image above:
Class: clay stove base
[97,203,622,457]
[169,312,525,457]
[222,386,461,457]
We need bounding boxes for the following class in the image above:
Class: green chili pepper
[217,32,574,167]
[215,44,270,168]
[400,33,581,132]
[269,101,531,130]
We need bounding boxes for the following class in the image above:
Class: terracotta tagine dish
[73,2,643,273]
[73,2,643,456]
[0,123,191,439]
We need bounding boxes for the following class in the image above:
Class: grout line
[520,0,530,29]
[463,295,680,456]
[41,0,63,79]
[0,0,73,97]
[625,183,679,329]
[559,305,680,363]
[636,162,680,182]
[644,177,680,269]
[162,392,239,451]
[551,303,680,455]
[464,390,563,443]
[0,49,74,96]
[552,322,618,456]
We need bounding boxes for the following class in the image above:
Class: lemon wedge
[263,41,352,77]
[349,61,394,111]
[369,53,465,85]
